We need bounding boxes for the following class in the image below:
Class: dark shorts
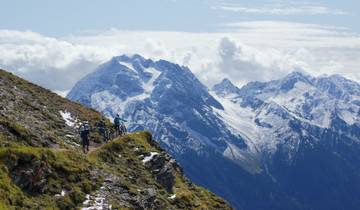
[114,124,120,131]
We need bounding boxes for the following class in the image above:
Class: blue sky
[0,0,359,93]
[2,0,359,36]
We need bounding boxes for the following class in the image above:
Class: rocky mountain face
[67,55,246,156]
[68,54,360,210]
[0,69,231,210]
[213,71,360,210]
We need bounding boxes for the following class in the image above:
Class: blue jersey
[114,117,126,125]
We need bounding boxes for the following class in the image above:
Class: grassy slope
[89,132,231,210]
[0,70,232,210]
[0,69,110,148]
[0,146,102,209]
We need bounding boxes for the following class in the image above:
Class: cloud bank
[0,21,360,92]
[211,2,347,16]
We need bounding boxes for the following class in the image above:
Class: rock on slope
[68,54,360,210]
[0,69,231,210]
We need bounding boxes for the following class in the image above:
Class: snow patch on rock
[142,152,159,163]
[55,189,66,197]
[59,110,78,127]
[81,186,110,210]
[168,194,176,199]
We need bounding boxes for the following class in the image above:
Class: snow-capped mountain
[213,71,360,160]
[67,55,246,156]
[68,55,360,210]
[212,78,241,97]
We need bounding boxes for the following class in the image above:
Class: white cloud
[217,37,306,85]
[0,21,360,91]
[211,2,347,16]
[0,30,122,90]
[222,21,360,48]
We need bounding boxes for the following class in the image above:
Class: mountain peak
[282,71,312,82]
[279,71,313,91]
[212,78,240,96]
[315,73,360,99]
[327,74,355,84]
[113,54,153,65]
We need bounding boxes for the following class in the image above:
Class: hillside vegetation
[0,69,232,210]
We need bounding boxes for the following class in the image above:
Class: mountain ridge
[0,69,232,210]
[68,54,360,210]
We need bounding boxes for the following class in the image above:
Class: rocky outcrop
[144,152,181,192]
[82,172,165,210]
[6,156,52,194]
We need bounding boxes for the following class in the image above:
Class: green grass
[88,132,232,210]
[0,131,231,209]
[0,146,102,209]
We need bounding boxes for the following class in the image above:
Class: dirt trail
[86,145,99,154]
[53,134,124,156]
[86,133,126,155]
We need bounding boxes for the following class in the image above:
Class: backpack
[84,123,90,131]
[81,123,90,137]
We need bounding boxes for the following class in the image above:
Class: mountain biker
[96,119,107,142]
[80,121,90,153]
[114,114,127,136]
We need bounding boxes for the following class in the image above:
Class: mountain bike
[119,122,127,136]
